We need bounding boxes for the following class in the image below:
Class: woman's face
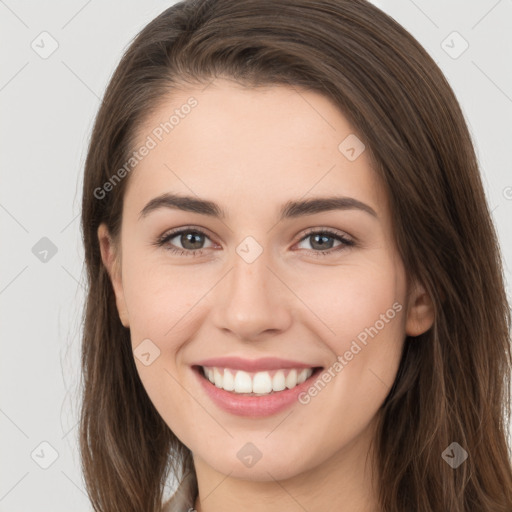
[99,78,433,482]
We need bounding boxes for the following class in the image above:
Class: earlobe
[97,223,130,328]
[405,280,435,337]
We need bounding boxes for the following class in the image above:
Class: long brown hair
[79,0,512,510]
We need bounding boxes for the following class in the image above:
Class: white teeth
[272,370,286,391]
[223,369,235,391]
[252,372,272,394]
[234,370,252,393]
[214,368,223,388]
[297,368,309,384]
[285,369,298,389]
[202,366,314,395]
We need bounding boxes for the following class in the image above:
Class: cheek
[121,256,214,428]
[294,258,405,351]
[285,264,406,471]
[121,250,208,343]
[294,257,407,414]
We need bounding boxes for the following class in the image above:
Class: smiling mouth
[194,365,323,396]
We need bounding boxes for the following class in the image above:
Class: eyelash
[154,226,355,258]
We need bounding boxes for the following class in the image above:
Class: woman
[79,0,512,510]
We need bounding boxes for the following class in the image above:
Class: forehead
[125,79,386,221]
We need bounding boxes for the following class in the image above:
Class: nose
[211,248,292,342]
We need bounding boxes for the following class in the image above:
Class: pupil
[312,234,333,250]
[183,232,203,249]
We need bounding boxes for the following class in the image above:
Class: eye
[155,227,215,257]
[294,228,355,257]
[154,226,355,257]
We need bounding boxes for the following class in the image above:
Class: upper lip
[194,356,321,372]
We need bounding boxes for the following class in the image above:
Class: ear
[97,223,130,328]
[405,279,435,337]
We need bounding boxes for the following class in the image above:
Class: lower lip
[193,366,322,417]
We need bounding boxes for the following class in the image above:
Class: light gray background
[1,1,511,510]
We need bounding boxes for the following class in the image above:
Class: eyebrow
[138,192,378,221]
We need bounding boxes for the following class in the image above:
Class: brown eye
[174,231,206,250]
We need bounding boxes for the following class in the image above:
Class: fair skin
[98,78,434,512]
